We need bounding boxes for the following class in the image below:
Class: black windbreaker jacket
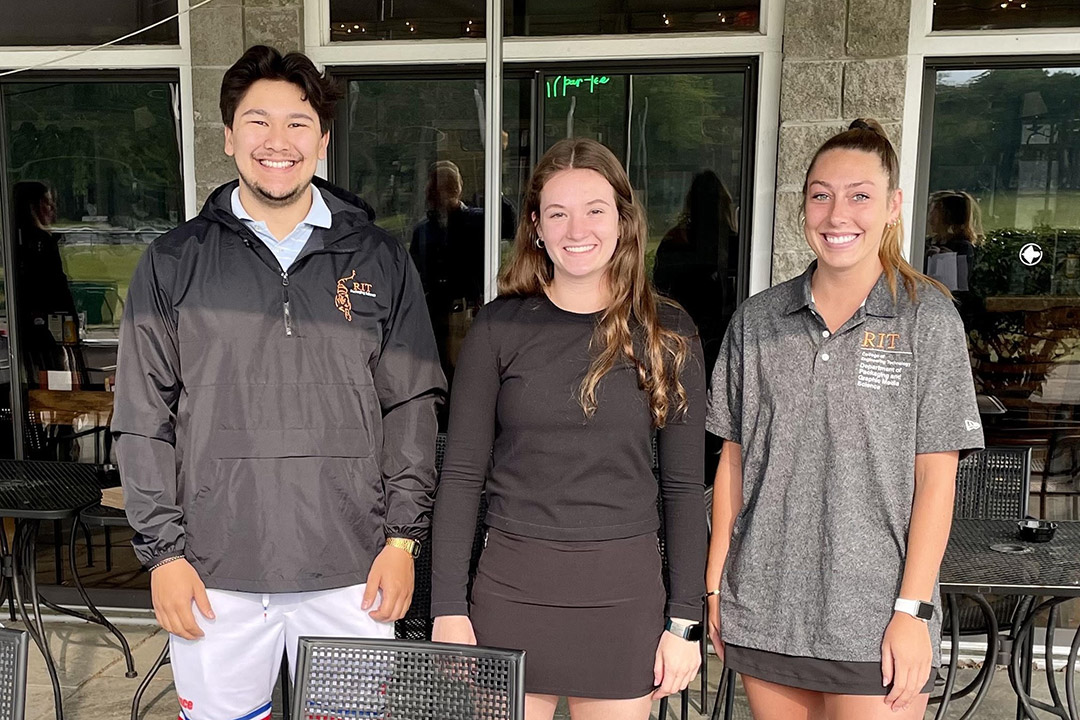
[112,180,447,593]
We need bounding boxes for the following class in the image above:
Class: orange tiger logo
[336,269,355,322]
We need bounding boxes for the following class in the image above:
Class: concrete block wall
[190,0,304,208]
[771,0,911,285]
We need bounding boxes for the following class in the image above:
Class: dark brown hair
[220,45,342,133]
[803,118,949,301]
[499,138,691,428]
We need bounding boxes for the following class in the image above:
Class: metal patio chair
[933,445,1033,718]
[0,627,29,720]
[292,637,525,720]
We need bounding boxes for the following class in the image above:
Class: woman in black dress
[430,138,707,719]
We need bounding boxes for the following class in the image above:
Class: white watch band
[893,597,931,621]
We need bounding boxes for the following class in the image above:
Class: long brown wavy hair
[803,118,950,302]
[499,138,690,428]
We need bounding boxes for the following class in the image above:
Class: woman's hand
[432,615,478,645]
[707,593,724,661]
[881,612,932,712]
[651,630,701,700]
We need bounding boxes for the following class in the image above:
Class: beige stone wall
[189,0,305,207]
[770,0,911,285]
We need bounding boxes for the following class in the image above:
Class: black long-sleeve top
[430,294,707,619]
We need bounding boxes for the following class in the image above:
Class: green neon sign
[546,74,611,99]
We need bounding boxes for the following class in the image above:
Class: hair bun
[849,118,888,139]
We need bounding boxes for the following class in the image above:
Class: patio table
[938,518,1080,719]
[0,459,136,720]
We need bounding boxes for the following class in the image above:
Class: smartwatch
[893,598,934,621]
[385,537,422,559]
[664,617,704,642]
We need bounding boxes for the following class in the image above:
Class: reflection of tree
[5,82,182,229]
[932,68,1080,230]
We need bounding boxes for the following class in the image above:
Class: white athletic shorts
[170,583,393,720]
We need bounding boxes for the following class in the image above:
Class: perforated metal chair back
[292,637,525,720]
[0,628,28,720]
[953,446,1031,520]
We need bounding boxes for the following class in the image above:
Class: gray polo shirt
[707,262,984,663]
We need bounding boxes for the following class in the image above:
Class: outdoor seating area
[0,612,1073,720]
[0,445,1074,718]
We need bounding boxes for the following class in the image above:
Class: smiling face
[224,79,329,211]
[804,148,901,276]
[534,167,621,289]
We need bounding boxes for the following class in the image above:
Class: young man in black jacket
[112,45,446,720]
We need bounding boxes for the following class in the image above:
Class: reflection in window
[924,65,1080,519]
[3,79,183,461]
[328,0,758,40]
[341,77,525,396]
[508,0,759,36]
[538,70,746,377]
[0,0,178,45]
[933,0,1080,31]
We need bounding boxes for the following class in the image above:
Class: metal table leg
[66,513,136,677]
[12,519,64,720]
[932,593,1000,719]
[132,640,170,720]
[1065,622,1080,719]
[1009,597,1071,720]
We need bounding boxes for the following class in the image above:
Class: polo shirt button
[822,330,830,338]
[822,352,830,361]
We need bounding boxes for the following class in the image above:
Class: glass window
[328,0,758,40]
[337,65,752,474]
[537,69,748,375]
[933,0,1080,31]
[338,74,528,399]
[921,64,1080,519]
[0,0,179,45]
[508,0,759,36]
[2,79,184,463]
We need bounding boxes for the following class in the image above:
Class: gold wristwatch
[385,537,421,558]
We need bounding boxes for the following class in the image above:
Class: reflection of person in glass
[431,138,706,718]
[654,170,739,379]
[410,160,484,376]
[706,120,983,719]
[925,190,981,292]
[12,180,81,388]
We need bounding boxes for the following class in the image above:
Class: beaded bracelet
[148,556,184,572]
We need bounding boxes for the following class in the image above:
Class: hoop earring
[535,236,545,249]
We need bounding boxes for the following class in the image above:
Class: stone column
[770,0,912,285]
[188,0,304,207]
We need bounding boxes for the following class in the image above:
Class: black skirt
[470,528,666,699]
[725,644,938,696]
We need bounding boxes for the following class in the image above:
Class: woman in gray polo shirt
[705,119,984,719]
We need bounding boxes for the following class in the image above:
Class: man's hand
[881,612,933,712]
[432,615,477,645]
[651,630,702,700]
[363,543,415,622]
[151,558,214,640]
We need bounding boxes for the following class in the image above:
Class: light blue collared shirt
[231,184,333,271]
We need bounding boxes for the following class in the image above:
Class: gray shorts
[725,644,937,696]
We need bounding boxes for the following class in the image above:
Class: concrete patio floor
[11,609,1069,719]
